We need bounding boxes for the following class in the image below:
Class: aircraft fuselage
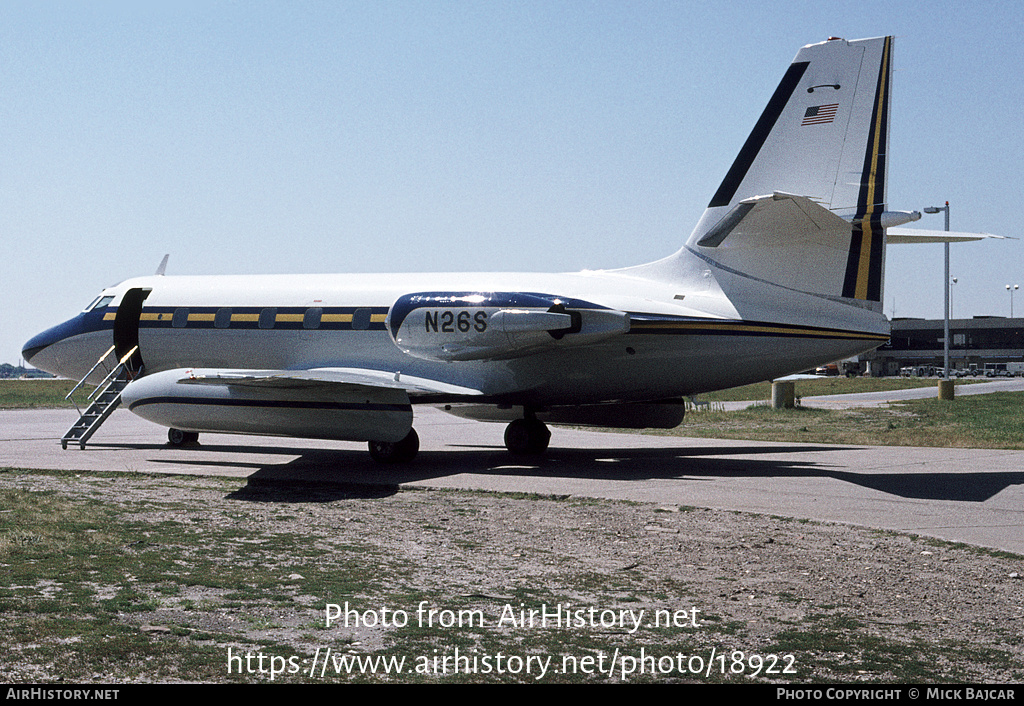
[26,268,888,408]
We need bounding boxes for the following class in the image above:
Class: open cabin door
[114,288,150,373]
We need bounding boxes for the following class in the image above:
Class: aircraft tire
[504,418,551,455]
[167,428,199,446]
[368,428,419,463]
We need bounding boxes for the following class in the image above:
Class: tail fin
[686,36,894,309]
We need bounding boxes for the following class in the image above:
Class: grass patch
[0,379,85,409]
[675,392,1024,448]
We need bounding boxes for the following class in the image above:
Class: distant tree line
[0,363,54,379]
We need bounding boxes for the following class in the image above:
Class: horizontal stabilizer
[886,228,1012,244]
[692,192,857,298]
[697,192,849,248]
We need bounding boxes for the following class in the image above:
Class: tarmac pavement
[2,405,1023,555]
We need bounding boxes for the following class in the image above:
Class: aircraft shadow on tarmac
[89,440,1024,504]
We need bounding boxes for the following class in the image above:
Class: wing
[176,366,485,397]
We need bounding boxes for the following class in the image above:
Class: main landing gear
[368,428,420,464]
[166,416,550,463]
[503,413,551,455]
[167,428,200,446]
[366,413,551,463]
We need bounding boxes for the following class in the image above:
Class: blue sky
[3,1,1021,364]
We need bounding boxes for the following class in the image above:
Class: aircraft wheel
[368,428,419,464]
[504,418,551,455]
[167,428,199,446]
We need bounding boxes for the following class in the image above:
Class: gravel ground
[3,470,1023,683]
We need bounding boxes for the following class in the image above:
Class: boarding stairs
[61,345,140,450]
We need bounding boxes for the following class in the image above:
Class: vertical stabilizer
[685,36,894,308]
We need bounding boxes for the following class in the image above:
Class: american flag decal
[802,103,839,125]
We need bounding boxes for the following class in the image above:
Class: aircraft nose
[22,327,60,366]
[21,310,113,379]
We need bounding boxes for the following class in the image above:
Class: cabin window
[303,307,323,329]
[259,307,277,330]
[352,308,371,330]
[172,308,189,328]
[214,308,232,329]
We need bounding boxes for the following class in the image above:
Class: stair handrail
[65,345,117,414]
[88,345,140,400]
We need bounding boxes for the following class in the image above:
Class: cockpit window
[83,295,115,312]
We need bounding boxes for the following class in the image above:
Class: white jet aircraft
[23,36,966,462]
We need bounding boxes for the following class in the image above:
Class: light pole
[1007,284,1019,317]
[924,202,951,381]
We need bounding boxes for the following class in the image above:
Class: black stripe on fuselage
[129,305,885,341]
[627,314,888,342]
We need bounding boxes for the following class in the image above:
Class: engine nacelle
[386,292,630,362]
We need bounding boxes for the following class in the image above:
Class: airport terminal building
[864,317,1024,376]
